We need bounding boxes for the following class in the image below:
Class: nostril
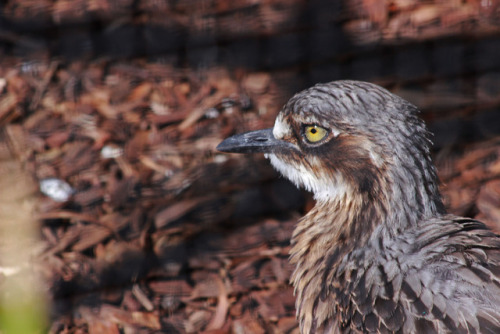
[254,137,268,142]
[248,133,268,142]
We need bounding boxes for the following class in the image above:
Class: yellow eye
[304,125,328,143]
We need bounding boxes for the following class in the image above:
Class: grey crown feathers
[217,80,500,334]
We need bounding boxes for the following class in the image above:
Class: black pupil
[311,128,317,134]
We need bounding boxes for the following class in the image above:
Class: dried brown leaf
[100,304,161,330]
[206,276,229,331]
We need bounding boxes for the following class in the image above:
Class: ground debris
[1,59,304,332]
[438,137,500,231]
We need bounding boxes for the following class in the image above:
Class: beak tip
[216,138,236,153]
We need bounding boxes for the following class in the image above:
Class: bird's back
[320,216,500,334]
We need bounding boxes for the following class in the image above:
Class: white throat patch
[266,153,349,203]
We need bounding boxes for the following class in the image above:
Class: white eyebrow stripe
[272,115,291,139]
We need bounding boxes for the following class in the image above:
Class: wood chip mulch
[344,0,500,44]
[1,59,304,333]
[1,58,500,333]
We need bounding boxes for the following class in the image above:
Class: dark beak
[217,128,292,154]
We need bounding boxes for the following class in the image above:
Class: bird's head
[218,81,444,221]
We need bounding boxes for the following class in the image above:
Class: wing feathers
[332,217,500,333]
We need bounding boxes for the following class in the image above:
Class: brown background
[1,1,500,333]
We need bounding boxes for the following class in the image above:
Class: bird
[217,80,500,334]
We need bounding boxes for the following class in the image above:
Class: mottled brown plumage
[217,81,500,333]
